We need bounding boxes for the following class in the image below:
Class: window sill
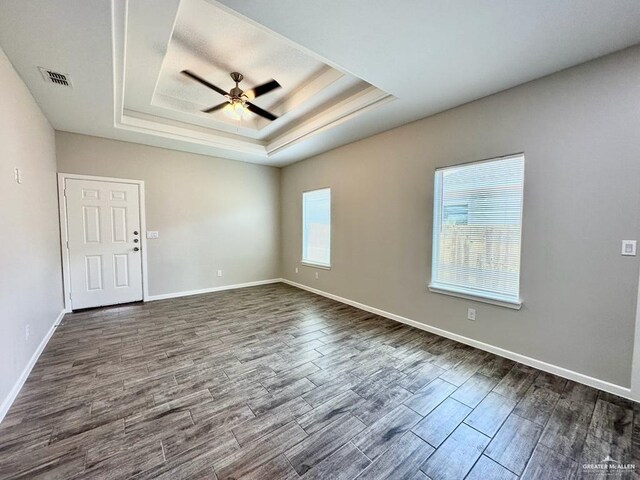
[301,261,331,270]
[428,284,522,310]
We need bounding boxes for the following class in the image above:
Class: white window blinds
[302,188,331,267]
[430,154,524,305]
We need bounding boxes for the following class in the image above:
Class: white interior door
[65,178,143,309]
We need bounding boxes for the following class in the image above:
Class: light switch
[14,168,22,184]
[146,231,159,239]
[622,240,637,256]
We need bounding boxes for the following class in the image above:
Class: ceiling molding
[253,66,344,131]
[267,87,394,156]
[119,110,266,155]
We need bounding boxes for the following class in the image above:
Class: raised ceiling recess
[120,0,393,161]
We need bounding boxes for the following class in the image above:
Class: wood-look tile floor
[1,283,638,479]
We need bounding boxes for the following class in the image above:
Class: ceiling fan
[181,70,281,121]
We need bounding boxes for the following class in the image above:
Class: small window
[302,188,331,267]
[430,154,524,307]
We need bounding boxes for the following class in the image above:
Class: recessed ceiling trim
[123,108,264,145]
[267,87,394,155]
[118,112,266,155]
[117,86,394,160]
[253,66,343,130]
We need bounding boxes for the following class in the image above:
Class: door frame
[57,173,149,311]
[630,263,640,400]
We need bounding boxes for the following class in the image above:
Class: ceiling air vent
[38,67,72,87]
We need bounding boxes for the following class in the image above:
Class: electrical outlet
[467,308,476,321]
[146,231,159,239]
[25,324,30,342]
[217,270,223,277]
[295,267,299,274]
[622,240,637,256]
[315,272,319,279]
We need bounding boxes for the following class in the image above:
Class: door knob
[133,247,140,252]
[133,231,139,235]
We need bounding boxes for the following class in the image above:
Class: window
[430,154,524,307]
[302,188,331,267]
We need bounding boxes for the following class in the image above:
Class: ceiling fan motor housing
[229,72,246,100]
[230,86,245,99]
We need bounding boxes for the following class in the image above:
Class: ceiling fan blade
[246,102,278,121]
[181,70,228,97]
[202,102,228,113]
[246,79,281,99]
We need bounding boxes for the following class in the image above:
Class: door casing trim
[57,173,149,311]
[630,262,640,401]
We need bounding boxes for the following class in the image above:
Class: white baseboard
[280,278,634,401]
[2,280,630,426]
[0,309,65,424]
[146,278,281,302]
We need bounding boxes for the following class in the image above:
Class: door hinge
[66,240,69,249]
[63,188,67,197]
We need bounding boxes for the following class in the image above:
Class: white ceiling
[0,0,639,166]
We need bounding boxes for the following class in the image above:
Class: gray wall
[280,46,640,388]
[56,132,281,297]
[0,47,63,408]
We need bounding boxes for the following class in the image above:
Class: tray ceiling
[122,0,392,154]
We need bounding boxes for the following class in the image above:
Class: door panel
[83,206,101,243]
[82,188,99,200]
[85,255,103,290]
[113,254,130,287]
[66,178,143,309]
[111,207,127,242]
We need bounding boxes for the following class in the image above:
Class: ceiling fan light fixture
[224,98,247,120]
